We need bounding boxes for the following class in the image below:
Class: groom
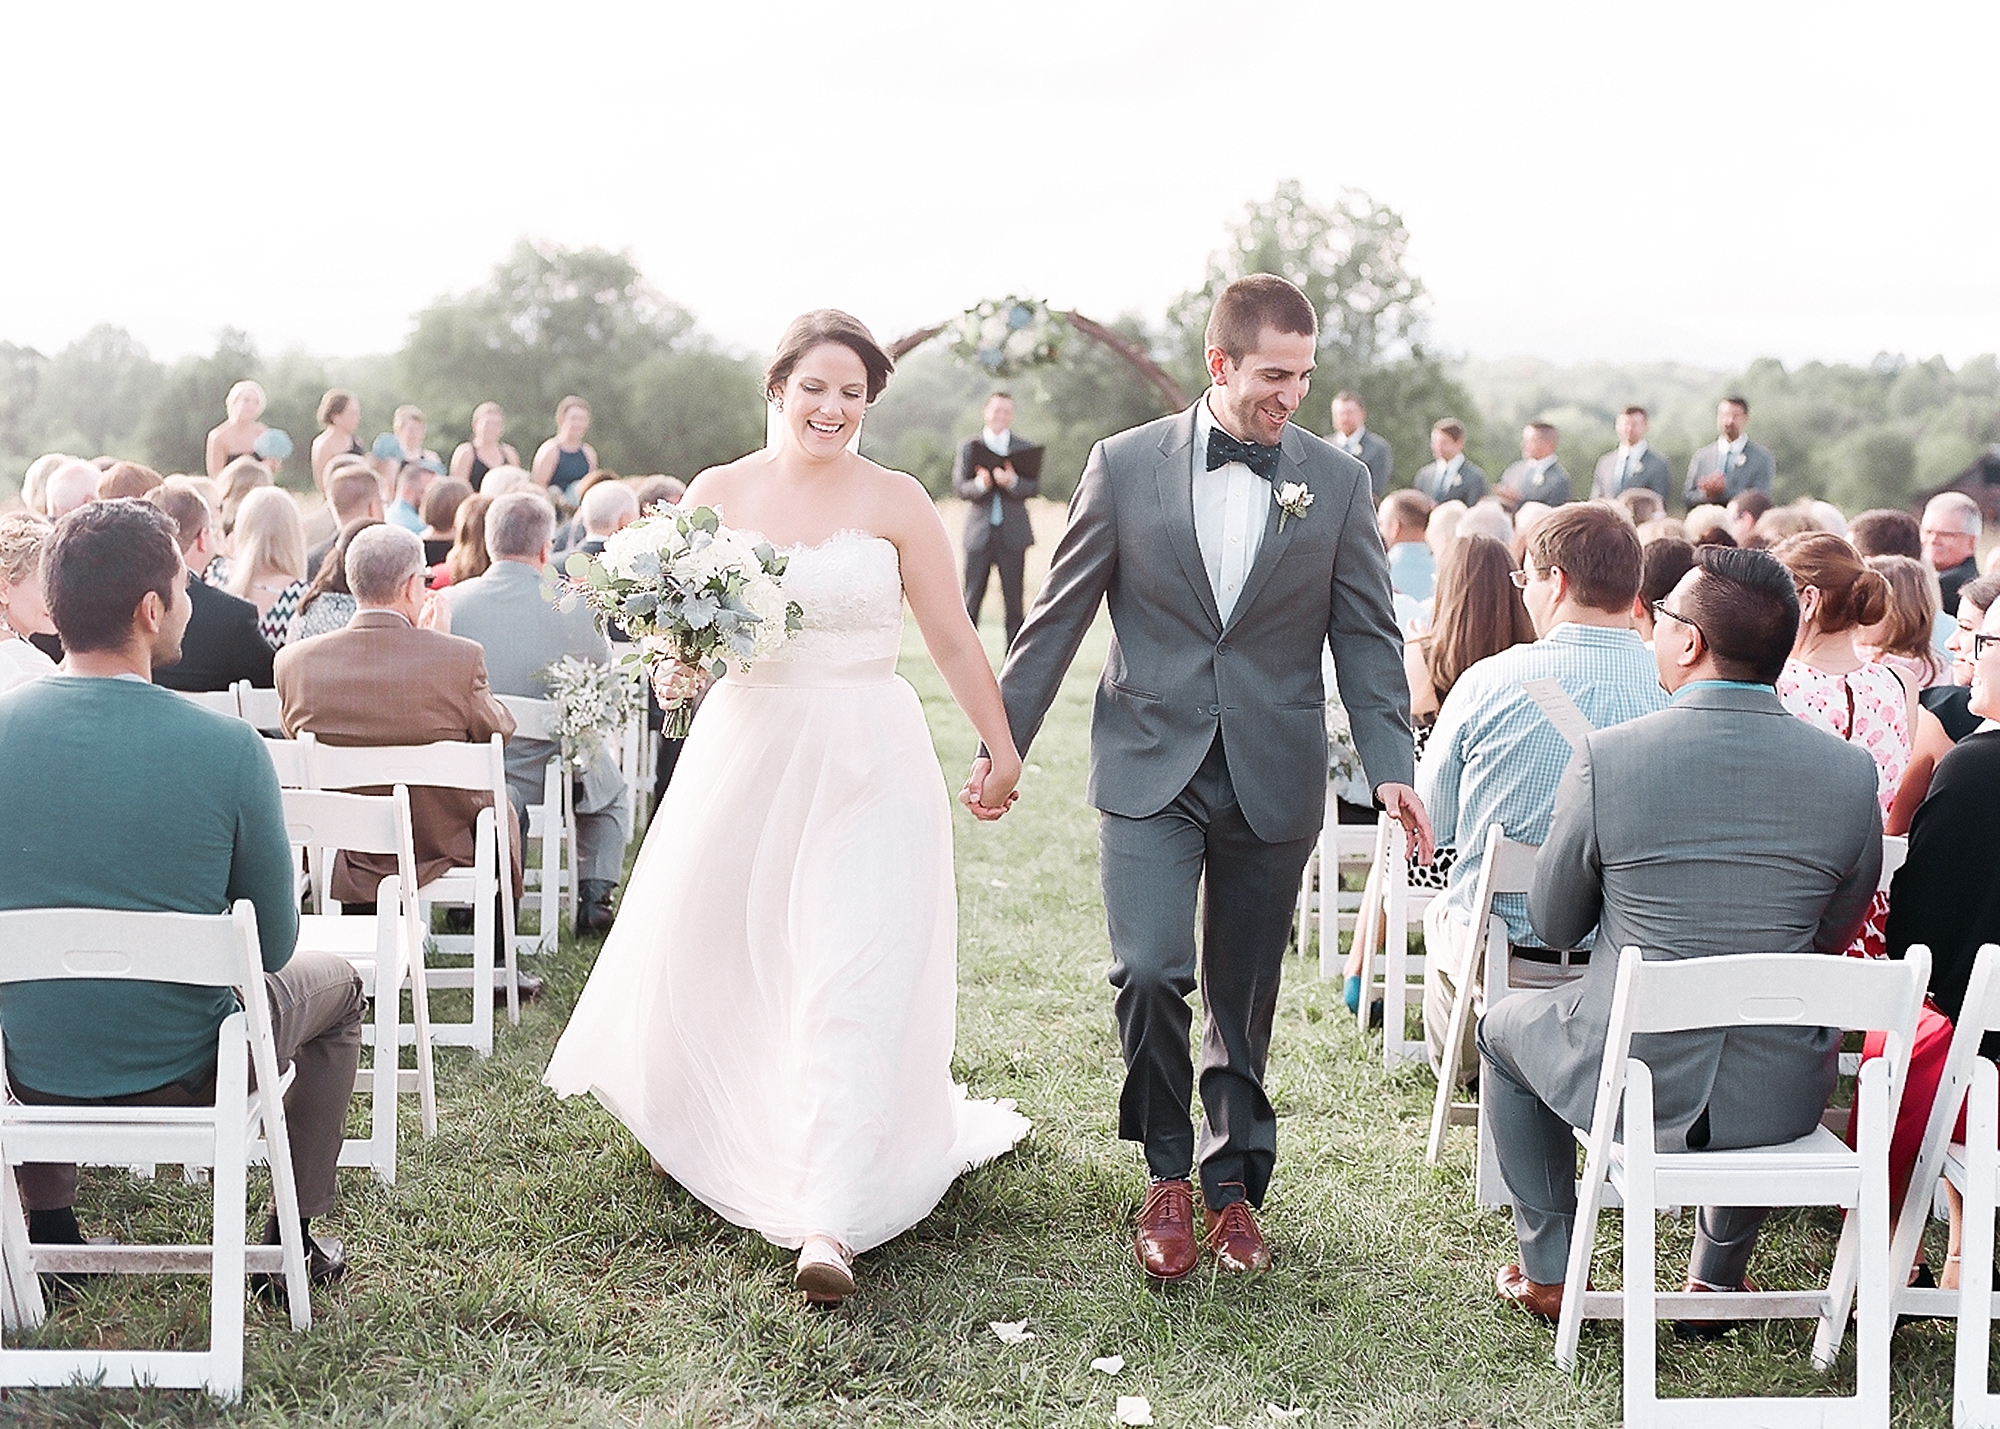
[965,274,1429,1280]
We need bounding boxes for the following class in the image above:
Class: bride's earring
[772,395,785,413]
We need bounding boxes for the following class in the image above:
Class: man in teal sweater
[0,499,364,1286]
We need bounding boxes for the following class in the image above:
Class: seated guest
[1635,515,1690,546]
[575,479,639,555]
[1631,538,1696,644]
[288,518,379,644]
[275,527,524,981]
[447,493,631,933]
[1377,489,1437,601]
[95,461,163,502]
[435,492,495,588]
[1929,574,2000,740]
[1748,501,1821,549]
[1923,492,1983,616]
[1614,487,1665,528]
[1424,499,1466,559]
[0,513,58,693]
[225,486,311,649]
[214,456,273,551]
[1484,544,1881,1320]
[0,499,363,1284]
[1414,419,1487,506]
[147,478,275,692]
[21,453,71,517]
[1859,553,1948,688]
[306,464,385,577]
[1724,489,1771,547]
[43,459,100,521]
[386,459,439,533]
[1849,507,1922,561]
[1457,498,1513,545]
[630,474,685,513]
[419,477,474,568]
[1416,503,1666,1076]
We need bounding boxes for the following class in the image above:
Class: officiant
[953,391,1042,649]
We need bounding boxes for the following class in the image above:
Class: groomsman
[952,392,1041,649]
[1683,395,1775,506]
[1498,422,1573,508]
[1413,419,1488,506]
[1330,391,1393,500]
[1591,406,1673,503]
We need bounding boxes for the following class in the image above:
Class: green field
[4,613,1966,1427]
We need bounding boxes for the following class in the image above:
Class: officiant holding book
[953,391,1043,649]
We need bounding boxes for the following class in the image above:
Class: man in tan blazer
[274,524,523,912]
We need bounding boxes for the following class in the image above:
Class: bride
[545,309,1030,1304]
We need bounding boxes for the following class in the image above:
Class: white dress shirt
[1615,439,1649,472]
[1717,435,1746,469]
[1193,393,1270,625]
[1436,453,1463,481]
[1336,426,1368,455]
[982,427,1011,456]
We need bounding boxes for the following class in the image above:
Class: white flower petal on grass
[1115,1396,1154,1426]
[1090,1354,1124,1376]
[1266,1405,1307,1420]
[988,1319,1035,1344]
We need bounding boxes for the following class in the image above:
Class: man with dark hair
[1330,391,1393,501]
[1591,406,1672,503]
[1413,418,1487,505]
[981,272,1427,1280]
[952,391,1042,649]
[147,477,275,693]
[1417,502,1664,1076]
[1631,537,1697,642]
[1724,488,1773,546]
[1685,396,1775,506]
[1483,545,1880,1322]
[1848,507,1924,561]
[0,499,364,1290]
[1498,422,1572,508]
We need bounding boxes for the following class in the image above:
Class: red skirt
[1850,1001,1964,1199]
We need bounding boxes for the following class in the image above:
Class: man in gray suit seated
[1329,391,1393,501]
[1590,405,1673,503]
[1683,395,1776,506]
[1498,422,1572,508]
[446,491,631,935]
[1481,546,1881,1322]
[1412,418,1487,506]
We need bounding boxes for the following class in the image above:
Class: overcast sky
[6,1,1994,371]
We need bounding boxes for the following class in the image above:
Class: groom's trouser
[1100,732,1316,1211]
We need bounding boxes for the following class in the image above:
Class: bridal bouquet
[539,655,643,772]
[561,505,803,737]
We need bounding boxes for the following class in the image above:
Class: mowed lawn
[5,598,1969,1427]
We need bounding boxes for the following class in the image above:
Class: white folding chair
[608,644,651,828]
[305,736,519,1056]
[1346,814,1437,1068]
[1296,786,1377,963]
[496,695,578,957]
[1882,942,2000,1424]
[280,787,437,1180]
[172,687,242,718]
[1835,834,1911,1078]
[1553,945,1930,1429]
[234,682,283,733]
[0,902,312,1402]
[262,731,312,790]
[1427,824,1544,1205]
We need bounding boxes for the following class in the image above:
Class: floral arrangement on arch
[946,297,1070,377]
[539,656,644,772]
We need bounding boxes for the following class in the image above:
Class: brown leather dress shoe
[1203,1198,1272,1273]
[1134,1178,1200,1281]
[1495,1263,1565,1322]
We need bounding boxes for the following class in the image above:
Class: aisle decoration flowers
[560,504,802,738]
[946,297,1069,377]
[539,655,643,772]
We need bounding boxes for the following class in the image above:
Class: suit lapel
[1223,428,1303,633]
[1153,404,1223,633]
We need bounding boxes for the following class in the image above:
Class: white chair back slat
[308,738,503,796]
[1878,833,1909,893]
[497,695,559,742]
[1622,949,1928,1049]
[172,688,242,719]
[235,684,283,732]
[0,908,247,988]
[262,732,312,789]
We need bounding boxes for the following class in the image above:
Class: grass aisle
[11,613,1962,1426]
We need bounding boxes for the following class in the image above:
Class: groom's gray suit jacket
[997,400,1414,845]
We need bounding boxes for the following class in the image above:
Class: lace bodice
[762,531,903,667]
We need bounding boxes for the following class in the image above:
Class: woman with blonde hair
[311,389,365,492]
[449,403,521,489]
[205,379,268,478]
[0,513,57,692]
[225,486,310,648]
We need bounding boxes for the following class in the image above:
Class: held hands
[1698,473,1727,500]
[992,461,1017,491]
[649,658,711,709]
[1377,782,1436,866]
[959,754,1021,822]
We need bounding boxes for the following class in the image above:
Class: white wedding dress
[544,530,1029,1253]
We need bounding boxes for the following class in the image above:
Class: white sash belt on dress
[730,657,899,690]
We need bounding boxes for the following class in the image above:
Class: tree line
[4,188,1993,515]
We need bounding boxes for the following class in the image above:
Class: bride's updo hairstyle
[1770,531,1891,633]
[765,310,895,405]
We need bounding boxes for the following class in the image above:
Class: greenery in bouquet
[539,655,643,773]
[560,504,803,736]
[946,296,1069,377]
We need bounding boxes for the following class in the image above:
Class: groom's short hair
[1204,275,1318,365]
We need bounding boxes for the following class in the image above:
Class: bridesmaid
[205,380,268,478]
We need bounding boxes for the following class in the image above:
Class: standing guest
[1484,545,1880,1322]
[439,493,495,588]
[1329,391,1393,500]
[96,461,164,502]
[952,391,1042,650]
[288,518,381,645]
[225,487,310,649]
[147,479,274,692]
[447,493,630,935]
[311,389,365,493]
[1632,538,1697,643]
[0,498,364,1288]
[0,513,57,693]
[419,477,474,567]
[204,379,268,478]
[1923,492,1984,616]
[532,396,596,500]
[391,405,442,474]
[1497,422,1572,508]
[43,460,101,521]
[1416,503,1664,1077]
[1685,395,1775,506]
[449,402,521,490]
[1377,489,1437,601]
[1413,419,1487,506]
[306,465,386,577]
[1591,405,1672,503]
[386,460,440,533]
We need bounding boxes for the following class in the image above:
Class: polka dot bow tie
[1205,429,1281,480]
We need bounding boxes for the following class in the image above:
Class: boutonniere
[1275,481,1314,532]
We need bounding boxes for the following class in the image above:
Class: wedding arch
[887,298,1189,411]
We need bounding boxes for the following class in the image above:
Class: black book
[971,440,1042,485]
